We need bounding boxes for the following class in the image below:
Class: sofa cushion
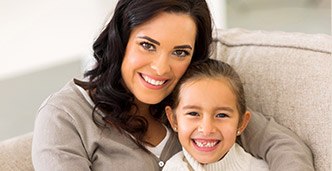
[211,28,332,171]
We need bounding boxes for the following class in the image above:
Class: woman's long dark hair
[77,0,212,152]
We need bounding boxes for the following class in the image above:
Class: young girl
[164,59,269,170]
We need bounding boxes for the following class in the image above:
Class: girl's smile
[192,138,221,152]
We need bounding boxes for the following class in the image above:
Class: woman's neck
[134,99,166,146]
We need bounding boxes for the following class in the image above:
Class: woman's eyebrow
[174,45,192,50]
[137,36,160,45]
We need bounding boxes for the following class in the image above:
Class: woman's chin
[134,96,164,105]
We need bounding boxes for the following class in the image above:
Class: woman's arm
[239,108,314,171]
[32,103,91,171]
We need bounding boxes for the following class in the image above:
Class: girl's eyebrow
[182,105,201,110]
[215,107,234,113]
[182,105,234,112]
[137,36,160,45]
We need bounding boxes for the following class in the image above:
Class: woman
[32,0,314,170]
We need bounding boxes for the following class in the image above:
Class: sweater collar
[182,143,251,171]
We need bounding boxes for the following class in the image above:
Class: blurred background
[0,0,330,141]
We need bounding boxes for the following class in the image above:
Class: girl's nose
[198,118,216,136]
[150,54,171,75]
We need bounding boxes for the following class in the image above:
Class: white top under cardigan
[163,143,269,171]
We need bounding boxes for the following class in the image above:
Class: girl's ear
[165,106,178,131]
[237,111,251,135]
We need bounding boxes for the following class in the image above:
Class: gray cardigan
[32,80,314,171]
[32,81,181,171]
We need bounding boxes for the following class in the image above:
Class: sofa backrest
[211,28,332,171]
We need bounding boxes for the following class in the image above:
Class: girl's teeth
[142,75,166,86]
[194,140,218,148]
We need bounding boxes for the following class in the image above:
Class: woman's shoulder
[40,79,93,111]
[41,80,87,106]
[36,79,97,127]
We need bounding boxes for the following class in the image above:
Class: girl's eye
[140,42,155,51]
[172,50,190,58]
[187,111,199,117]
[216,113,228,118]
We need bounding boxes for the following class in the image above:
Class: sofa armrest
[0,132,34,171]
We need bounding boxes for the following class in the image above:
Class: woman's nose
[150,54,171,75]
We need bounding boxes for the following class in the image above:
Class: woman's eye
[140,42,155,51]
[187,111,199,116]
[216,113,228,118]
[172,50,189,58]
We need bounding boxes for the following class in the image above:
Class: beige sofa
[0,28,331,171]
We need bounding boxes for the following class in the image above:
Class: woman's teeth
[142,75,166,86]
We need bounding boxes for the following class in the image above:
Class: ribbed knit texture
[163,143,268,171]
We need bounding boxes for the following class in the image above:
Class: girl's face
[121,12,196,105]
[166,78,250,164]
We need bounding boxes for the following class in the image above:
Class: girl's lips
[192,138,220,152]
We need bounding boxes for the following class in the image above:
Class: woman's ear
[237,111,251,135]
[165,106,178,132]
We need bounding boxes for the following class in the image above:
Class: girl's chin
[195,157,220,164]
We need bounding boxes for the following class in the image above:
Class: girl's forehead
[178,78,236,102]
[180,76,230,90]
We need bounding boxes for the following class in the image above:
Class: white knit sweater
[163,143,269,171]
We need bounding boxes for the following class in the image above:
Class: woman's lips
[139,73,169,90]
[141,73,167,86]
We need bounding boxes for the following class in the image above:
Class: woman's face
[121,12,196,105]
[166,78,246,164]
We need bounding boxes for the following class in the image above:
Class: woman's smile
[139,73,169,89]
[140,73,168,86]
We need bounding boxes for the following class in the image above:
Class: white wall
[205,0,330,34]
[226,0,331,35]
[0,0,117,80]
[207,0,227,29]
[0,0,118,140]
